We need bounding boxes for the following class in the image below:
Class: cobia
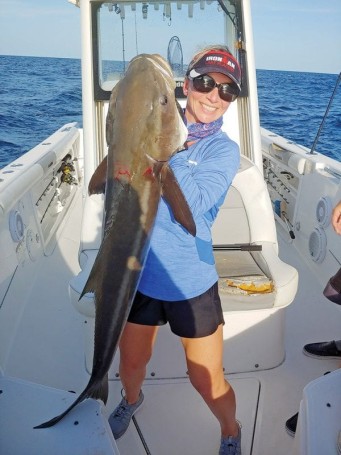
[35,53,195,428]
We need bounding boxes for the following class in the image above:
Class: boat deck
[1,189,340,454]
[112,226,341,455]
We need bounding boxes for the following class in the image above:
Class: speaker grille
[316,196,332,228]
[309,227,327,263]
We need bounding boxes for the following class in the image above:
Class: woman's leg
[181,324,238,437]
[119,321,159,404]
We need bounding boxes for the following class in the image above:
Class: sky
[0,0,340,74]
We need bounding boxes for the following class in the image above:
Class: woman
[109,45,242,455]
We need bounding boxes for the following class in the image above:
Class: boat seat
[0,374,118,455]
[212,156,298,311]
[70,156,298,317]
[78,192,104,269]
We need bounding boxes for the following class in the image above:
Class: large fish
[35,54,195,428]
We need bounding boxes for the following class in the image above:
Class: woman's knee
[119,346,152,372]
[188,365,227,401]
[119,323,158,371]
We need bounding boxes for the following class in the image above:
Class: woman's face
[183,72,232,124]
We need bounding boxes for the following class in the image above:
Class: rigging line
[132,415,152,454]
[217,0,236,27]
[329,249,341,266]
[121,17,126,72]
[308,71,341,155]
[135,10,138,55]
[0,266,18,310]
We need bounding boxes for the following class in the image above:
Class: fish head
[111,54,187,163]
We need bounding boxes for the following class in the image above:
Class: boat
[0,1,340,454]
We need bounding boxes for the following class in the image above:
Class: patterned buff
[185,116,223,142]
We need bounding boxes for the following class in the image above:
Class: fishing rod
[308,71,341,155]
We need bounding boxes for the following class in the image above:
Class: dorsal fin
[88,157,107,195]
[160,164,196,236]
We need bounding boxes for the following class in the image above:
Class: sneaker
[219,422,241,455]
[285,412,298,437]
[303,341,341,359]
[109,391,144,439]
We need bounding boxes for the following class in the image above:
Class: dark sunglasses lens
[192,75,215,93]
[218,86,238,102]
[192,75,239,102]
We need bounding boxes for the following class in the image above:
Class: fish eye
[160,95,168,105]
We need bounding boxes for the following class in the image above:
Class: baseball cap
[187,49,241,92]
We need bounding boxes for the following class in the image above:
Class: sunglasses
[189,74,240,102]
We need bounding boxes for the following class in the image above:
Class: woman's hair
[187,45,234,76]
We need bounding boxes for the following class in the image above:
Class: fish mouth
[145,153,169,164]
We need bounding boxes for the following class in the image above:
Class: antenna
[308,72,341,155]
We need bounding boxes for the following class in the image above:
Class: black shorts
[127,282,224,338]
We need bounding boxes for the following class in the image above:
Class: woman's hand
[331,200,341,235]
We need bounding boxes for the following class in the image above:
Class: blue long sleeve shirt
[138,130,240,301]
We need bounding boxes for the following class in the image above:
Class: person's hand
[331,200,341,235]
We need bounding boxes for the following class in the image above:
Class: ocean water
[0,55,340,168]
[257,69,341,161]
[0,55,82,167]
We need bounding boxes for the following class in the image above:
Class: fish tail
[34,375,109,429]
[78,253,104,300]
[87,373,109,402]
[33,393,86,429]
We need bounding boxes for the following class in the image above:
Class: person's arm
[170,137,240,218]
[331,200,341,235]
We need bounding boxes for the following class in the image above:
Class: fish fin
[34,397,83,429]
[34,376,109,429]
[89,373,109,402]
[160,164,196,236]
[78,224,115,300]
[175,99,186,124]
[88,156,108,195]
[34,388,88,429]
[106,82,120,146]
[88,80,122,196]
[79,250,105,300]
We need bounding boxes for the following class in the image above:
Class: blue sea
[0,55,340,168]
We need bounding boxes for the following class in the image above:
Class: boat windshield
[93,0,241,100]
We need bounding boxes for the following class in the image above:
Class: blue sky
[0,0,340,74]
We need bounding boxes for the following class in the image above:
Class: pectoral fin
[88,156,108,195]
[160,165,196,236]
[88,82,122,196]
